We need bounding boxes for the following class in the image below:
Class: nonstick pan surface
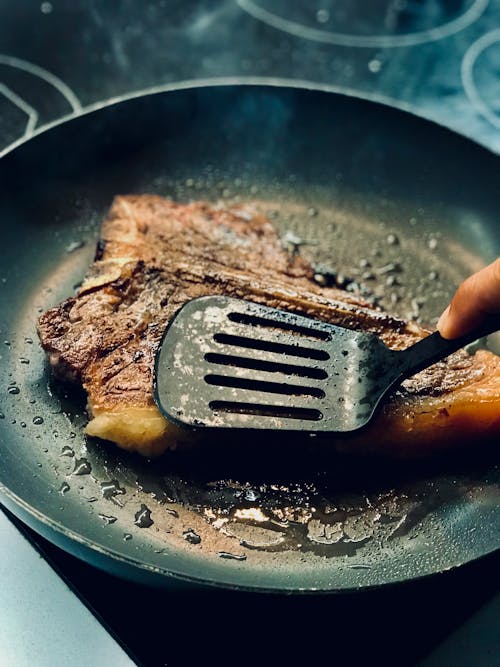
[0,83,499,593]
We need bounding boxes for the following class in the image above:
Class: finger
[437,258,500,339]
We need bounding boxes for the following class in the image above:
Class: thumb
[437,258,500,339]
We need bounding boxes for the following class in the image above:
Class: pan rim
[1,76,498,162]
[3,481,497,594]
[1,81,498,593]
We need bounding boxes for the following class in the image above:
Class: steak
[38,195,500,457]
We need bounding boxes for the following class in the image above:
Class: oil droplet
[20,422,27,428]
[19,358,30,365]
[218,551,247,561]
[72,458,91,475]
[98,514,117,525]
[183,529,201,545]
[60,445,74,457]
[24,337,33,344]
[0,412,4,419]
[59,482,70,495]
[100,480,126,503]
[123,533,132,541]
[8,386,20,395]
[134,504,154,528]
[66,240,86,253]
[165,507,179,518]
[33,416,44,425]
[244,489,260,502]
[316,8,329,23]
[386,275,398,287]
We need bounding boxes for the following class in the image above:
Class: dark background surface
[0,0,499,152]
[7,506,500,667]
[0,2,499,666]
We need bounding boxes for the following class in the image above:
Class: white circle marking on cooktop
[0,83,38,137]
[237,0,489,48]
[0,55,81,113]
[461,29,500,130]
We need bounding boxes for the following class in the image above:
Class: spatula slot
[227,311,331,341]
[213,333,329,360]
[204,353,328,379]
[208,401,323,421]
[204,374,325,398]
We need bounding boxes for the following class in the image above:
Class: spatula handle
[396,316,500,379]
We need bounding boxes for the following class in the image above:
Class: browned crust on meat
[37,196,500,457]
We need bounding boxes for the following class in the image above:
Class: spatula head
[154,296,399,434]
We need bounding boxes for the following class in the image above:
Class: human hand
[437,258,500,339]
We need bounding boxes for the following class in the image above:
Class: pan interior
[0,85,499,592]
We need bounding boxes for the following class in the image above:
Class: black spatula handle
[396,316,500,379]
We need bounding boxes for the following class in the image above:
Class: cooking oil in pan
[2,187,499,589]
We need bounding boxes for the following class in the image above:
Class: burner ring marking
[237,0,489,48]
[461,29,500,130]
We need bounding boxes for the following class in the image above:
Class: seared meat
[38,196,500,457]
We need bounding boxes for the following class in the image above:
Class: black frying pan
[0,82,499,593]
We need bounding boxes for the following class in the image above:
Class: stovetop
[1,2,499,666]
[0,0,499,153]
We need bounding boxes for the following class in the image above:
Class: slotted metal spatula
[154,296,499,434]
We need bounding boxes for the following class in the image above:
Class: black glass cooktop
[0,0,499,153]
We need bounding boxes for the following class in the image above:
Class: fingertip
[436,305,452,338]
